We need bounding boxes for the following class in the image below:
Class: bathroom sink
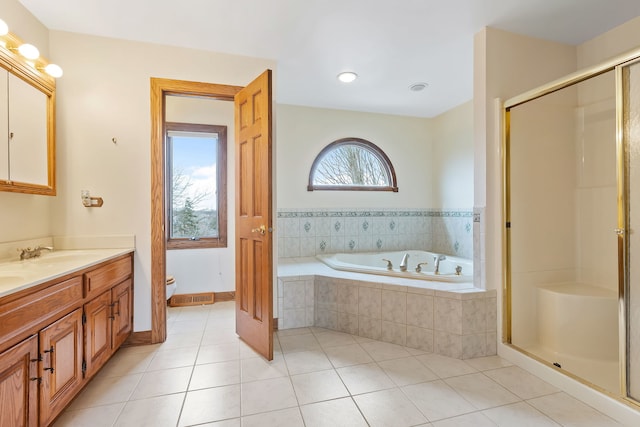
[31,251,103,266]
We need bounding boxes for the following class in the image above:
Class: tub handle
[416,262,428,273]
[455,265,462,275]
[382,259,393,270]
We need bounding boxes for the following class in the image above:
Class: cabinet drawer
[85,256,132,299]
[0,277,82,350]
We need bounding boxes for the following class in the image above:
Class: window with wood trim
[308,137,398,191]
[166,122,227,249]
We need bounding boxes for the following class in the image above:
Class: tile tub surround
[277,208,473,260]
[277,258,496,360]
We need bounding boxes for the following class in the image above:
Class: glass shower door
[623,59,640,401]
[507,70,620,394]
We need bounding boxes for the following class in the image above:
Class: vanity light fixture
[42,63,63,78]
[0,17,63,79]
[17,43,39,60]
[337,71,358,83]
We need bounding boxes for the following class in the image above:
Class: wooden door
[0,335,38,427]
[84,291,112,378]
[39,309,83,426]
[235,70,274,360]
[111,279,132,350]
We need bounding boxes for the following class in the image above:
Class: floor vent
[169,292,215,307]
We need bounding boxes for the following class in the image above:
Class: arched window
[308,138,398,192]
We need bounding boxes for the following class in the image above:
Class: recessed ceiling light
[337,71,358,83]
[409,82,429,92]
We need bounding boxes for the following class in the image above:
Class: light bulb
[337,71,358,83]
[44,63,63,78]
[18,43,39,60]
[0,19,8,36]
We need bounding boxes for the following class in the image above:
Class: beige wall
[276,104,433,209]
[48,31,275,331]
[0,2,52,243]
[431,100,473,209]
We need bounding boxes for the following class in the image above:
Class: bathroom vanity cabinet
[0,253,133,426]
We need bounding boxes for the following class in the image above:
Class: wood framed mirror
[0,38,56,196]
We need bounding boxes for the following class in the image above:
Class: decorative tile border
[277,208,473,259]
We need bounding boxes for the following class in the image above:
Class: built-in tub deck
[277,257,497,359]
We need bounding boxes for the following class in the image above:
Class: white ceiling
[19,0,640,117]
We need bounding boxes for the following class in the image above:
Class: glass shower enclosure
[504,53,640,405]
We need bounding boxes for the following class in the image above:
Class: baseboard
[214,291,235,302]
[123,330,152,347]
[274,318,279,330]
[169,292,215,307]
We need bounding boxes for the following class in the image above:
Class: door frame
[150,78,243,343]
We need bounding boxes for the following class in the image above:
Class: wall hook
[112,137,117,144]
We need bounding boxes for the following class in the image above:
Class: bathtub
[316,250,473,282]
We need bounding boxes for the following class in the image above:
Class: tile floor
[53,301,624,427]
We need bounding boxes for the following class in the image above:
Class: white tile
[377,356,438,386]
[360,340,411,361]
[483,366,559,400]
[284,350,333,375]
[291,369,349,404]
[278,333,321,353]
[527,392,622,427]
[314,330,357,348]
[240,354,289,382]
[415,353,477,378]
[159,331,204,350]
[241,377,298,416]
[337,362,395,395]
[189,360,240,390]
[200,329,239,346]
[464,356,512,372]
[354,388,427,427]
[68,374,143,410]
[53,403,124,427]
[179,385,241,426]
[242,407,304,427]
[482,402,560,426]
[147,346,199,371]
[300,397,368,427]
[130,366,192,399]
[115,393,184,427]
[431,411,497,427]
[324,343,374,368]
[195,420,240,427]
[402,380,476,421]
[196,342,240,364]
[97,348,155,378]
[444,373,520,410]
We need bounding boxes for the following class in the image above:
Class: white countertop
[0,248,134,298]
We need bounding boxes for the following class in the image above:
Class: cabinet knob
[44,367,54,373]
[30,377,42,384]
[43,346,54,354]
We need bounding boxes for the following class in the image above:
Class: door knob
[251,225,266,235]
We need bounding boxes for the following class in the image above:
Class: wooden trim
[122,331,152,347]
[214,291,235,302]
[273,318,278,330]
[151,78,243,345]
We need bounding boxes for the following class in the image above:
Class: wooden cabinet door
[84,291,112,379]
[111,279,132,350]
[0,335,38,427]
[39,309,83,426]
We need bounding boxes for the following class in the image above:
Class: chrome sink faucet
[399,253,410,272]
[19,245,53,260]
[434,254,446,275]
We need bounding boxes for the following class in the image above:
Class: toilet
[166,275,177,300]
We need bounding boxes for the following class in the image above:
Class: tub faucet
[400,253,410,272]
[19,245,53,260]
[416,262,428,273]
[382,259,393,270]
[433,254,446,275]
